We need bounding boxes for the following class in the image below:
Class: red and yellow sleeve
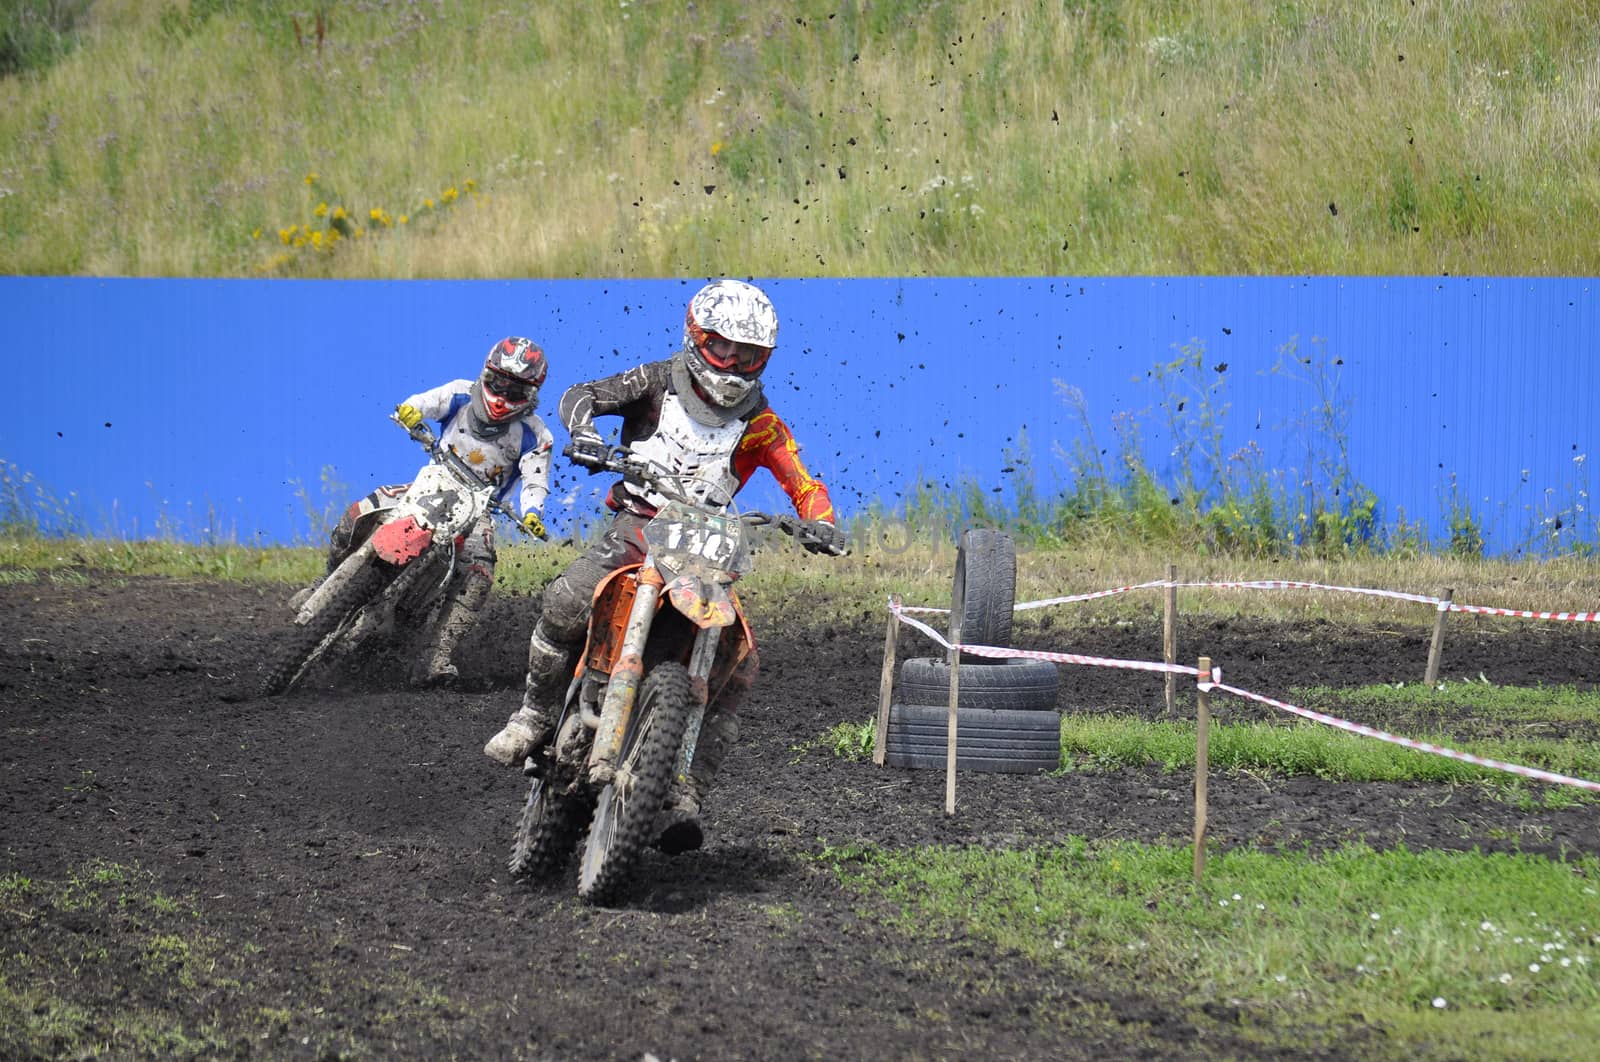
[733,409,836,523]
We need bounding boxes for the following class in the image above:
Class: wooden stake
[1424,588,1454,685]
[945,654,960,816]
[1193,655,1212,883]
[873,606,898,766]
[1163,563,1178,718]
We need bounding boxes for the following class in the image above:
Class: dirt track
[3,574,1597,1060]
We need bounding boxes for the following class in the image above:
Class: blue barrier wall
[2,276,1596,554]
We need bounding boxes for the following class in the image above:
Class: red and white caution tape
[889,597,1200,678]
[896,579,1598,622]
[1214,682,1600,792]
[885,594,1600,792]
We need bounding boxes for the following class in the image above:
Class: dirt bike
[508,446,843,905]
[259,417,541,696]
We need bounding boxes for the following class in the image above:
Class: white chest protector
[624,393,745,509]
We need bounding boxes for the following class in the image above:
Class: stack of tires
[883,529,1062,773]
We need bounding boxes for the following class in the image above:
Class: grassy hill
[4,0,1599,277]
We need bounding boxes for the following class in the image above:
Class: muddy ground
[2,573,1597,1060]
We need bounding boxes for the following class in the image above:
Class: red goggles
[700,333,772,375]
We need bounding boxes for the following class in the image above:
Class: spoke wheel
[576,662,692,906]
[260,557,386,696]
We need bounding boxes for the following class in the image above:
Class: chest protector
[624,393,746,510]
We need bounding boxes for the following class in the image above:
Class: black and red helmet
[471,336,546,426]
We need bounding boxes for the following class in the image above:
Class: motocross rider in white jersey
[483,280,846,852]
[293,337,555,687]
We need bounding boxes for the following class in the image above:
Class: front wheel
[259,554,386,696]
[576,662,692,905]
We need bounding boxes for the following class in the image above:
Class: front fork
[585,567,717,787]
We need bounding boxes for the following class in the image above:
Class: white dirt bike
[508,446,843,905]
[259,417,540,696]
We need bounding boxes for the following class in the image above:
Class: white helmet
[674,279,777,423]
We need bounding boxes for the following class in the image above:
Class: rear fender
[372,515,433,564]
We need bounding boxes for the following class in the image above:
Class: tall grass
[4,0,1600,277]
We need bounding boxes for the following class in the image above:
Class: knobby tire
[576,662,692,906]
[259,560,386,696]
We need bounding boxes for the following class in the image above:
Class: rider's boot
[483,625,571,766]
[654,710,739,855]
[411,572,489,687]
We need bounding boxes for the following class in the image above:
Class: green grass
[819,839,1600,1060]
[1058,713,1600,802]
[1296,678,1600,724]
[5,0,1600,276]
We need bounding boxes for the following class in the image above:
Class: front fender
[371,515,433,564]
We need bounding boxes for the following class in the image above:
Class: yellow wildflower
[278,226,295,245]
[311,230,324,248]
[332,205,348,220]
[304,172,318,185]
[442,186,459,203]
[465,179,477,192]
[422,198,435,210]
[314,202,329,217]
[398,214,409,225]
[251,227,262,240]
[711,141,724,156]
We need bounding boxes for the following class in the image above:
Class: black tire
[577,662,692,906]
[951,528,1016,662]
[260,558,386,696]
[509,770,591,881]
[883,702,1060,774]
[898,656,1059,711]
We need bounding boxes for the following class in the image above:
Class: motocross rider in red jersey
[483,280,845,850]
[291,337,555,687]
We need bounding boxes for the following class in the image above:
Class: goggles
[700,333,773,375]
[483,371,534,402]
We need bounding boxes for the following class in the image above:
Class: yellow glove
[395,403,423,430]
[520,512,547,539]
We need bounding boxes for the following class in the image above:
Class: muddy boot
[482,704,554,766]
[409,574,487,688]
[652,776,705,855]
[482,626,571,766]
[653,709,738,854]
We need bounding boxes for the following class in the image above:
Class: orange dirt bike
[509,446,843,905]
[260,417,541,696]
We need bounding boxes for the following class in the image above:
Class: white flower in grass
[1432,997,1447,1009]
[1480,921,1496,932]
[1233,893,1242,901]
[1529,963,1541,973]
[1498,973,1513,984]
[1370,912,1381,921]
[1274,974,1287,983]
[1219,898,1229,907]
[1561,958,1573,968]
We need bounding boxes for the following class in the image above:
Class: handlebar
[561,442,847,555]
[393,415,545,539]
